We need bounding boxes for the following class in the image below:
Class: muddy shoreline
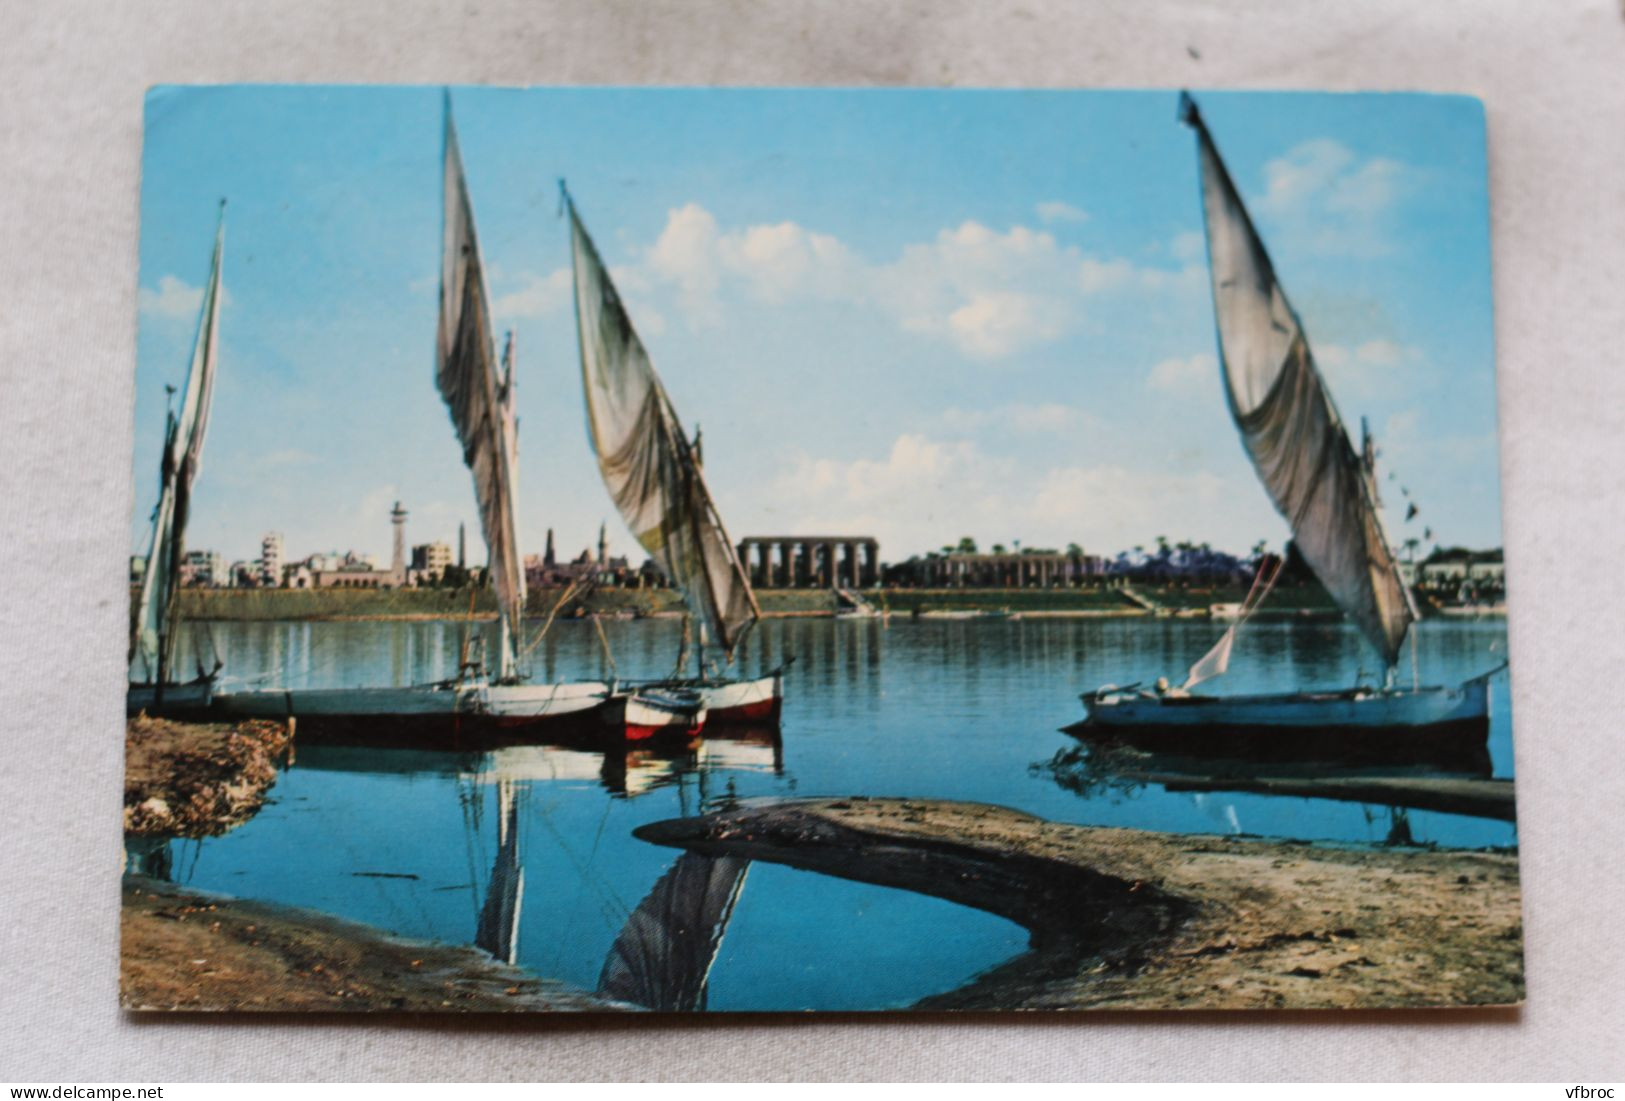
[121,876,626,1012]
[637,797,1524,1011]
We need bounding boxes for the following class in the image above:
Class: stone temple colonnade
[737,536,880,589]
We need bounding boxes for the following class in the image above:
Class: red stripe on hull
[708,698,782,724]
[624,720,706,743]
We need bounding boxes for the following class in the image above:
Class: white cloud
[1253,139,1416,256]
[645,203,860,325]
[770,432,1270,557]
[647,202,726,324]
[1036,200,1088,224]
[1315,338,1421,395]
[1147,352,1217,395]
[945,291,1059,359]
[138,274,227,320]
[634,204,1196,359]
[938,402,1084,434]
[490,268,571,320]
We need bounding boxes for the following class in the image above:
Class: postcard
[122,86,1519,1012]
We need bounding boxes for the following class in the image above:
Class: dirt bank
[121,876,626,1012]
[636,797,1524,1011]
[124,715,293,837]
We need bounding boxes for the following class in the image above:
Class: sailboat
[213,98,608,735]
[1067,94,1499,764]
[128,202,227,717]
[564,189,787,737]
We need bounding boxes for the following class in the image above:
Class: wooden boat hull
[210,680,610,743]
[483,681,614,724]
[1066,680,1491,766]
[127,678,215,718]
[629,670,784,725]
[598,690,708,743]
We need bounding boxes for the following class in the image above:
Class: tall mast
[132,200,225,692]
[437,93,526,681]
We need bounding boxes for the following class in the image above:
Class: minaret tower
[598,522,608,566]
[390,501,408,583]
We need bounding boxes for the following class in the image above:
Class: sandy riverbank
[124,714,293,837]
[637,797,1524,1011]
[121,876,625,1012]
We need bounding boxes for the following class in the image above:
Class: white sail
[131,203,225,685]
[438,101,525,679]
[1182,95,1415,669]
[1183,624,1236,690]
[567,198,760,659]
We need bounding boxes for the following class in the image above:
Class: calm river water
[138,615,1514,1011]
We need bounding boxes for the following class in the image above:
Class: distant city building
[1416,548,1504,602]
[260,532,284,588]
[524,526,637,590]
[230,560,262,588]
[179,549,226,587]
[737,535,880,589]
[310,550,400,589]
[412,541,454,582]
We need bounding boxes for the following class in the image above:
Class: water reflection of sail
[597,852,748,1011]
[474,778,524,964]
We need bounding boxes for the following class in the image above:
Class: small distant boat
[1069,94,1499,760]
[565,190,787,725]
[128,203,227,718]
[1208,603,1244,620]
[597,685,708,743]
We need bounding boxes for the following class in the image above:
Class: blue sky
[135,86,1501,568]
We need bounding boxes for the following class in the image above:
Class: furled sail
[130,203,225,685]
[438,100,525,679]
[567,197,760,659]
[597,852,749,1011]
[1181,94,1415,668]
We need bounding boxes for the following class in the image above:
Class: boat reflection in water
[292,723,782,802]
[1038,739,1512,844]
[474,778,525,964]
[290,725,779,980]
[597,851,750,1011]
